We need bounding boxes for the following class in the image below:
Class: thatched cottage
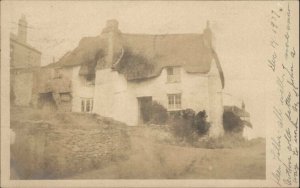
[38,20,225,137]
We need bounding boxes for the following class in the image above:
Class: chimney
[102,19,121,67]
[203,20,213,48]
[18,15,28,43]
[102,19,119,34]
[242,101,245,110]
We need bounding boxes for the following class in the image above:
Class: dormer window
[166,67,181,83]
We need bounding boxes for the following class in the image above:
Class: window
[81,98,93,113]
[167,67,181,83]
[168,94,181,110]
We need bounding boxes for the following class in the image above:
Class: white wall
[71,66,95,112]
[93,66,217,126]
[70,61,224,137]
[207,59,224,137]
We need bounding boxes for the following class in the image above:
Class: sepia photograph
[1,0,299,187]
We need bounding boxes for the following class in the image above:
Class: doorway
[137,96,152,124]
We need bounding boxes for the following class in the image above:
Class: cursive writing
[269,3,299,187]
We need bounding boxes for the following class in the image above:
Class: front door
[137,96,152,124]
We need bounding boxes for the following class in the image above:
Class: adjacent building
[10,15,42,106]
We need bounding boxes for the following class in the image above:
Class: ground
[10,107,266,179]
[71,127,266,179]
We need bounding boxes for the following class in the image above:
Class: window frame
[80,98,94,113]
[167,93,182,111]
[166,67,181,83]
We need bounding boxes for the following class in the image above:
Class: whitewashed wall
[207,59,224,137]
[71,66,95,113]
[92,66,221,126]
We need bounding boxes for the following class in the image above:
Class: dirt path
[70,127,266,179]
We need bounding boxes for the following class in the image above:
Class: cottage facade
[38,20,225,137]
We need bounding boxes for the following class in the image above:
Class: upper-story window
[166,67,181,83]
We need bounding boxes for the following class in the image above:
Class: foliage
[223,111,244,133]
[139,100,168,125]
[149,101,168,124]
[194,110,211,135]
[169,109,211,144]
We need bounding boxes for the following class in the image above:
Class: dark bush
[147,101,168,124]
[223,111,244,133]
[169,109,210,144]
[194,110,211,135]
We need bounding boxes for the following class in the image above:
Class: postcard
[1,0,299,187]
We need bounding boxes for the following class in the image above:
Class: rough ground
[11,107,266,179]
[70,127,266,179]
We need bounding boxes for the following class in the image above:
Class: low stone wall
[11,120,130,179]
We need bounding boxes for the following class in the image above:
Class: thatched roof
[47,36,106,68]
[48,28,225,88]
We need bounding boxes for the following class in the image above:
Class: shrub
[223,111,244,133]
[169,116,194,143]
[168,109,210,144]
[194,110,211,135]
[148,101,168,124]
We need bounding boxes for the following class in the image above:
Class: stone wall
[11,118,130,179]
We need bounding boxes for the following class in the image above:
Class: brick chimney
[203,20,213,48]
[102,19,120,34]
[18,15,27,43]
[101,19,121,68]
[242,100,245,110]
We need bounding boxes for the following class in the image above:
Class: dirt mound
[10,106,266,179]
[72,127,266,179]
[10,107,130,179]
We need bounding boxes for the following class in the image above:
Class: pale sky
[4,0,285,138]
